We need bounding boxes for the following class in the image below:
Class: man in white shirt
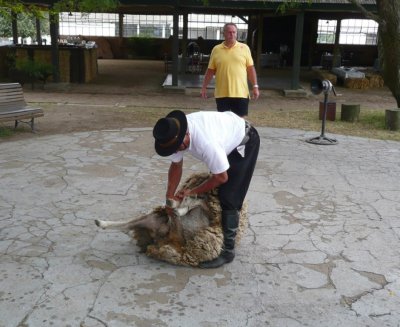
[153,110,260,268]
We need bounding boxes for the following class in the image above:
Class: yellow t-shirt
[208,41,254,98]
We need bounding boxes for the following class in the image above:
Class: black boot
[199,209,239,269]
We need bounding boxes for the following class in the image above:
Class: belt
[239,121,251,146]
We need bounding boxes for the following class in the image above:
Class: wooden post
[182,13,188,57]
[341,104,360,122]
[172,12,179,86]
[255,14,263,74]
[49,12,60,83]
[12,12,18,44]
[385,109,400,131]
[291,11,304,90]
[118,13,124,37]
[332,19,342,67]
[36,18,42,45]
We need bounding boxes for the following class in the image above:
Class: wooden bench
[0,83,44,132]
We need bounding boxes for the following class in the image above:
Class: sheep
[95,173,248,267]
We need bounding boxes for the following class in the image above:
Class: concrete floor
[1,124,400,327]
[1,60,399,327]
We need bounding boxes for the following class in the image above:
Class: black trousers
[218,126,260,211]
[216,97,249,117]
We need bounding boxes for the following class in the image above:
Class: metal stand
[306,80,338,145]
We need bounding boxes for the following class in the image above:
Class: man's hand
[165,196,181,216]
[252,87,260,100]
[201,68,215,99]
[175,188,192,201]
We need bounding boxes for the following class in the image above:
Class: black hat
[153,110,188,157]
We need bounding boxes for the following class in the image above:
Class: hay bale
[344,78,369,89]
[366,73,384,88]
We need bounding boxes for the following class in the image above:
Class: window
[183,14,248,40]
[59,13,248,40]
[317,19,378,45]
[317,20,337,44]
[339,19,378,45]
[123,15,172,38]
[59,12,119,36]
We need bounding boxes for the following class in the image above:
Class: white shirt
[170,111,245,174]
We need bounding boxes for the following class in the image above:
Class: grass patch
[249,108,400,142]
[1,104,398,142]
[0,127,14,138]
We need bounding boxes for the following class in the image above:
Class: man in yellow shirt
[201,23,259,117]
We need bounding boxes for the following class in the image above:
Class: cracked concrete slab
[1,127,400,327]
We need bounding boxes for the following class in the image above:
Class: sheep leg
[95,218,138,230]
[95,212,168,231]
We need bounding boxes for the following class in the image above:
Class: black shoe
[198,250,235,269]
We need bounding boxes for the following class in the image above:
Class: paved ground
[1,124,400,327]
[1,60,400,326]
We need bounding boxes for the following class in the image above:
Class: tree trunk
[377,0,400,107]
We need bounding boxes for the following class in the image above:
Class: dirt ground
[2,59,398,141]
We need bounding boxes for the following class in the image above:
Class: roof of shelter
[22,0,377,13]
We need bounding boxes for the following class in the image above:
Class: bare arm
[176,171,228,199]
[166,160,183,200]
[201,68,216,99]
[247,65,259,100]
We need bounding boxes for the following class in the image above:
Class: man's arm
[247,65,260,100]
[176,171,228,199]
[166,160,183,200]
[201,68,216,99]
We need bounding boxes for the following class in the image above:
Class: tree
[0,11,50,40]
[341,0,399,108]
[278,0,400,107]
[370,0,400,108]
[0,0,118,38]
[0,0,118,17]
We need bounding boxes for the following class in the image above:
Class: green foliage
[127,37,158,58]
[0,0,25,17]
[0,0,119,16]
[0,10,49,39]
[0,126,14,138]
[0,1,46,18]
[276,0,313,14]
[51,0,119,14]
[9,58,53,88]
[15,58,52,80]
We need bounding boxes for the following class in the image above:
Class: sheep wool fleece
[133,173,248,267]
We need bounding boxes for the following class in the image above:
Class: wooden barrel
[341,104,360,122]
[319,102,336,121]
[385,109,400,131]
